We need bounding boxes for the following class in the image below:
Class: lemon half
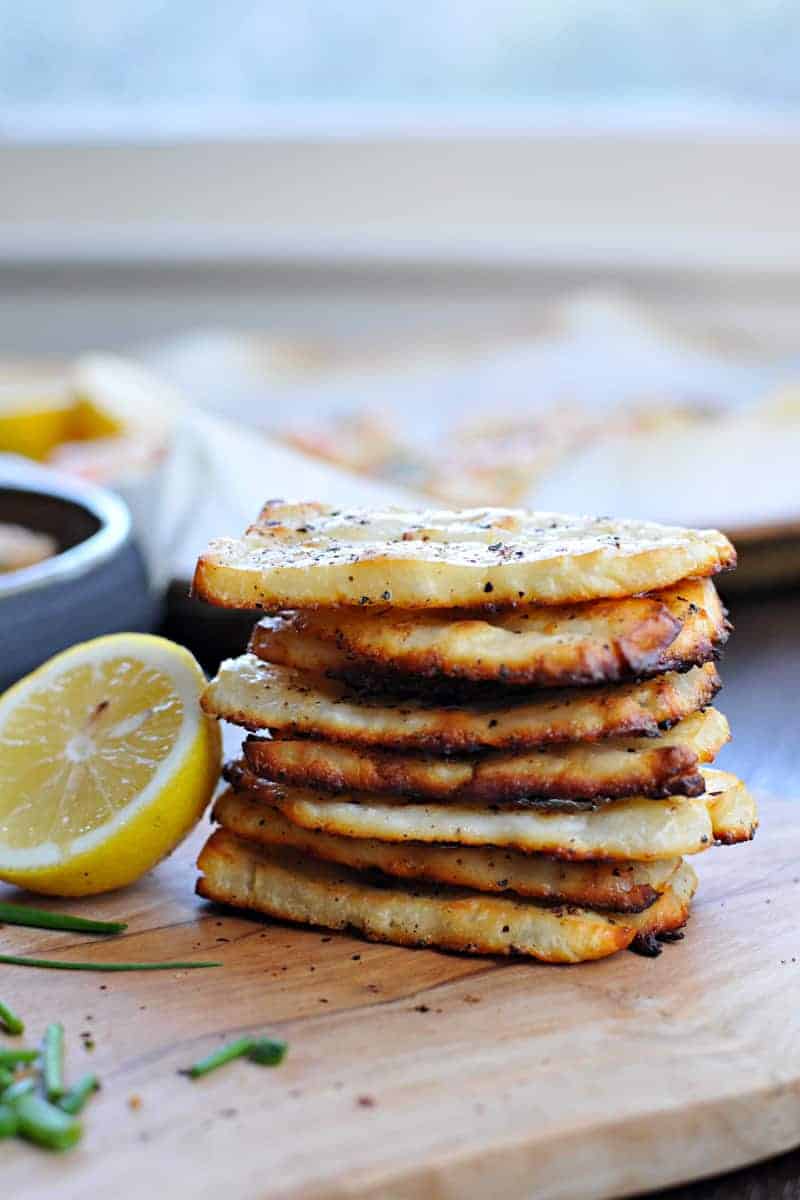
[0,634,221,896]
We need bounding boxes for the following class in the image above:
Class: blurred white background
[3,2,800,560]
[2,2,800,355]
[2,4,799,794]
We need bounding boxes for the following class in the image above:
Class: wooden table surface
[2,793,798,1200]
[163,580,800,1200]
[1,583,795,1200]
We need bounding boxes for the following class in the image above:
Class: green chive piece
[248,1038,288,1067]
[0,1067,16,1091]
[43,1024,65,1101]
[9,1090,82,1151]
[58,1074,99,1116]
[0,1000,24,1035]
[0,1048,38,1068]
[2,1077,35,1102]
[183,1036,255,1079]
[0,1103,17,1138]
[0,901,126,935]
[0,955,220,972]
[183,1035,289,1078]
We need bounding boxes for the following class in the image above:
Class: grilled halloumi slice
[243,708,729,802]
[225,766,757,861]
[202,655,720,753]
[193,501,735,611]
[250,578,729,689]
[196,830,697,963]
[213,791,681,912]
[267,579,726,687]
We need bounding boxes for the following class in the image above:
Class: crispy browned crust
[244,737,701,801]
[195,831,632,961]
[196,829,697,962]
[625,862,697,948]
[249,579,730,689]
[193,501,736,612]
[653,579,732,674]
[294,593,683,686]
[707,776,760,845]
[212,789,680,911]
[201,655,721,753]
[242,708,729,803]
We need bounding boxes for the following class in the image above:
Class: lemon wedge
[0,634,221,896]
[0,390,75,461]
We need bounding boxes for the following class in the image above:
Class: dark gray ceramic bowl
[0,458,156,691]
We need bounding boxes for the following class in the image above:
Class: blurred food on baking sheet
[3,294,800,591]
[142,295,800,541]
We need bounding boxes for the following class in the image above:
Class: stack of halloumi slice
[193,502,757,964]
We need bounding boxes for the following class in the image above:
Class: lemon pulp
[0,635,221,895]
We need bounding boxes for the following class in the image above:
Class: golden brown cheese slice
[243,708,730,802]
[193,501,735,611]
[202,655,720,753]
[250,578,729,688]
[213,790,681,912]
[285,579,727,686]
[225,767,756,861]
[196,830,697,963]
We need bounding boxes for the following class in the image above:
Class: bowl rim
[0,456,132,599]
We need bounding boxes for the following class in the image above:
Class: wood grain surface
[0,791,797,1200]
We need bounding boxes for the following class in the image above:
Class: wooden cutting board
[2,793,798,1200]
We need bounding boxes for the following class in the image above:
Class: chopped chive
[42,1024,64,1101]
[9,1089,82,1151]
[0,1048,38,1068]
[0,1000,24,1036]
[183,1035,289,1078]
[2,1077,35,1101]
[0,901,126,935]
[58,1074,99,1116]
[0,955,220,972]
[249,1038,288,1067]
[183,1036,254,1079]
[0,1067,15,1091]
[0,1103,17,1138]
